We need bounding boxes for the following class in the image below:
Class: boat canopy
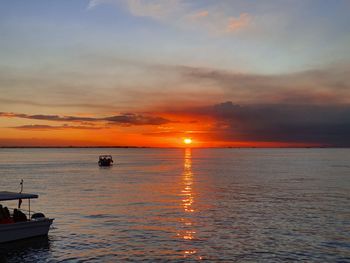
[0,191,38,201]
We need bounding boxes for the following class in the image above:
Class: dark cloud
[183,101,350,146]
[0,112,173,126]
[12,124,103,130]
[0,112,97,122]
[104,114,170,125]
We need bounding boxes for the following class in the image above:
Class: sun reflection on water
[179,148,202,260]
[182,148,194,214]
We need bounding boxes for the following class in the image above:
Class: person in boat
[3,206,10,219]
[0,205,8,219]
[0,205,4,220]
[13,208,27,222]
[0,205,13,224]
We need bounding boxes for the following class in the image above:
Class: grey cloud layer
[189,101,350,146]
[178,64,350,104]
[1,58,350,111]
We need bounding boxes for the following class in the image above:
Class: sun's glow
[184,138,192,144]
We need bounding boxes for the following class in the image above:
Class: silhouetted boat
[98,155,114,167]
[0,191,54,243]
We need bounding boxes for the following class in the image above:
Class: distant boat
[98,155,114,167]
[0,191,54,243]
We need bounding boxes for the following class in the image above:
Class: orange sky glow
[1,1,349,147]
[0,110,324,148]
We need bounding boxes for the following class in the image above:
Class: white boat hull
[0,218,54,243]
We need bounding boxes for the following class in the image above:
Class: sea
[0,148,349,262]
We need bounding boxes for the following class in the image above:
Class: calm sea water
[0,148,349,262]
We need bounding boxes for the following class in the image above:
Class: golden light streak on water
[179,148,203,259]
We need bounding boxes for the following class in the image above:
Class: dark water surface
[0,148,349,262]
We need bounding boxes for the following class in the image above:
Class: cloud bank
[173,101,350,146]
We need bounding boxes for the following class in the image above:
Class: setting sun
[184,138,192,145]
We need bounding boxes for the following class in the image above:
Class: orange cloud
[87,1,254,36]
[227,13,252,32]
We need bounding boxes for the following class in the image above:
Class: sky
[1,0,350,147]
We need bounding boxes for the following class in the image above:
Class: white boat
[0,191,54,243]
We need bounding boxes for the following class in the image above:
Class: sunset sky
[1,0,350,147]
